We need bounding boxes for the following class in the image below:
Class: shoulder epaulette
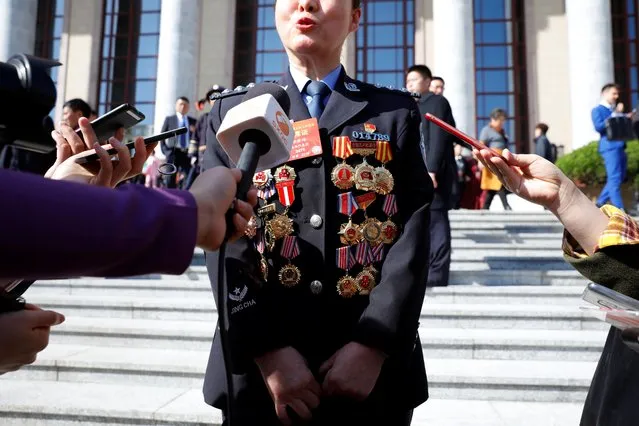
[354,80,420,99]
[209,83,254,101]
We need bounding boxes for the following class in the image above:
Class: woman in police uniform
[203,1,433,425]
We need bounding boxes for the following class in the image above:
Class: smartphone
[424,113,506,161]
[73,127,188,164]
[582,282,639,311]
[75,104,145,142]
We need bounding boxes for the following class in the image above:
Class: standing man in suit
[160,96,197,188]
[406,65,456,287]
[592,83,627,210]
[202,1,433,424]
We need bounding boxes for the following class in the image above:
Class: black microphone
[216,83,293,201]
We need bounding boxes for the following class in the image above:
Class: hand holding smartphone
[424,113,507,162]
[73,127,188,165]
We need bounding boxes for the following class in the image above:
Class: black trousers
[427,209,451,287]
[483,188,510,209]
[163,149,191,189]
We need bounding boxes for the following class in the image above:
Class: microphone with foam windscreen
[216,83,294,201]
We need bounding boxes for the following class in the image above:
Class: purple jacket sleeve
[0,169,198,280]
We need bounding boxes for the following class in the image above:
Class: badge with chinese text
[289,118,322,162]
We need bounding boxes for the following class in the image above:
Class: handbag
[605,115,635,141]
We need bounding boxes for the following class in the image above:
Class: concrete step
[8,345,597,403]
[180,264,585,281]
[27,295,602,330]
[26,281,587,305]
[425,285,585,305]
[39,314,607,357]
[0,379,584,426]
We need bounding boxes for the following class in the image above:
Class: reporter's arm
[0,169,197,280]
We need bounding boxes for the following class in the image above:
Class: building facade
[0,0,635,154]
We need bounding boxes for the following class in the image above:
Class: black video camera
[0,54,60,154]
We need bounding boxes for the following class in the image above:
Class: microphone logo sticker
[275,111,291,137]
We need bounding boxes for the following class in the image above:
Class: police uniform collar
[289,64,342,94]
[280,68,367,133]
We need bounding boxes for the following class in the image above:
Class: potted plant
[556,141,639,211]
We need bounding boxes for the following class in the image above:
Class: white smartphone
[582,282,639,311]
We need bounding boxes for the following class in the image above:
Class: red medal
[276,181,295,207]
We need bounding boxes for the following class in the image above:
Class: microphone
[216,83,294,200]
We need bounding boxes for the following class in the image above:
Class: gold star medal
[336,246,358,298]
[278,235,301,287]
[354,159,377,192]
[331,136,355,190]
[337,192,362,245]
[374,141,394,195]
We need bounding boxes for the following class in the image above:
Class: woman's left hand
[45,117,157,188]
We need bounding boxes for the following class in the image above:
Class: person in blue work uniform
[201,1,434,425]
[592,83,627,210]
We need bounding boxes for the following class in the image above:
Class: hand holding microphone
[215,83,294,237]
[189,167,257,251]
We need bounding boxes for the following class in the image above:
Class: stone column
[154,0,201,133]
[414,0,435,68]
[566,0,614,150]
[432,0,476,136]
[0,0,37,61]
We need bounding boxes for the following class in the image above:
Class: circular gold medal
[253,170,272,189]
[268,214,293,240]
[356,269,376,295]
[274,165,297,183]
[338,220,362,245]
[337,275,358,298]
[381,220,398,244]
[279,263,301,287]
[244,215,258,238]
[331,163,355,190]
[374,167,394,195]
[361,218,383,246]
[265,224,276,252]
[260,256,269,282]
[354,161,376,192]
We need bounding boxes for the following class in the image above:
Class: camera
[0,54,60,154]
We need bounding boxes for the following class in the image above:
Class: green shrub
[556,140,639,188]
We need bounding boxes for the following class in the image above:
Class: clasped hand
[256,342,386,425]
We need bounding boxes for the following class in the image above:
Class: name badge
[288,118,323,162]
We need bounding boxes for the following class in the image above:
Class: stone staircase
[0,210,605,425]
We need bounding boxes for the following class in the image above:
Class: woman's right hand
[474,148,568,211]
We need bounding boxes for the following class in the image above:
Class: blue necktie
[180,116,188,149]
[305,81,331,119]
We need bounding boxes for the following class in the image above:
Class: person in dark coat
[533,122,553,163]
[474,147,639,426]
[160,96,197,189]
[201,1,433,425]
[406,64,456,287]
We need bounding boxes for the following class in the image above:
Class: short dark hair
[432,76,445,85]
[62,98,91,118]
[407,65,433,80]
[535,122,549,134]
[489,108,508,120]
[601,83,620,93]
[177,96,190,103]
[353,0,361,8]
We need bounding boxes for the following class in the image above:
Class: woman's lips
[296,17,317,31]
